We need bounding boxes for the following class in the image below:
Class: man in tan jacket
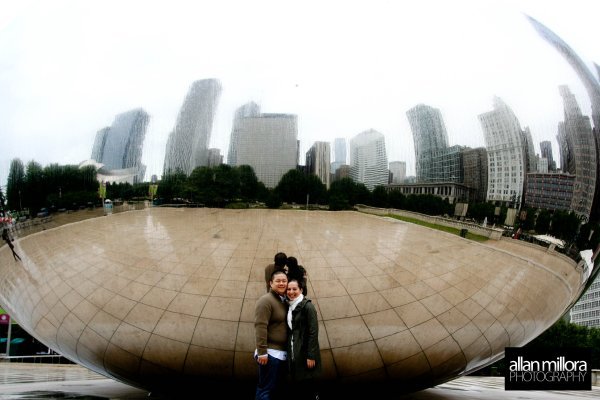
[255,270,288,400]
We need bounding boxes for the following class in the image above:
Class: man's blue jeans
[255,354,286,400]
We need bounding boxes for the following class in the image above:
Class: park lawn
[385,214,489,243]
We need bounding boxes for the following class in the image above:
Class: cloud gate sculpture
[2,3,600,397]
[0,208,595,394]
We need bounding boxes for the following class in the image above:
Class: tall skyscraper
[163,79,222,176]
[306,142,331,189]
[537,158,549,173]
[90,108,149,183]
[540,140,556,171]
[227,102,261,166]
[389,161,406,184]
[207,148,223,167]
[528,15,600,222]
[91,127,109,164]
[331,137,347,175]
[406,104,449,182]
[234,112,298,188]
[522,127,537,173]
[334,138,347,164]
[462,147,488,202]
[349,129,388,190]
[559,85,596,221]
[479,97,526,206]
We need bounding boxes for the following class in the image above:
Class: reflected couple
[255,253,320,400]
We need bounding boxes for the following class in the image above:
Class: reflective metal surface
[0,208,594,393]
[1,2,600,396]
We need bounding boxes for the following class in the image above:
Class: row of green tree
[5,159,99,217]
[3,159,599,253]
[157,166,458,217]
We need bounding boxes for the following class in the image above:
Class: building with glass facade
[207,148,223,167]
[163,79,222,176]
[90,108,149,183]
[479,97,526,207]
[537,157,549,173]
[233,113,298,188]
[419,145,464,184]
[529,15,600,222]
[540,140,556,171]
[406,104,449,183]
[331,137,347,176]
[349,129,388,190]
[524,172,575,211]
[388,161,406,184]
[462,147,488,202]
[306,141,331,189]
[227,102,261,166]
[522,127,537,173]
[334,137,347,164]
[558,85,596,222]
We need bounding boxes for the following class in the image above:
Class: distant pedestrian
[2,228,21,261]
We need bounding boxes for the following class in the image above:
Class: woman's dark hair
[288,278,304,291]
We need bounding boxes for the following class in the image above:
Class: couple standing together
[254,252,321,400]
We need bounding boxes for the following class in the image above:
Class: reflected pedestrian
[286,257,307,296]
[2,228,21,261]
[265,252,288,292]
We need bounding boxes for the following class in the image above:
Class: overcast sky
[1,0,599,190]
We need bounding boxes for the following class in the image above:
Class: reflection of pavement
[0,364,598,399]
[483,238,581,292]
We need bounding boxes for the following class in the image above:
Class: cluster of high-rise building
[85,76,598,226]
[83,17,599,233]
[80,18,599,326]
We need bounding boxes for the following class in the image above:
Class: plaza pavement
[0,363,598,399]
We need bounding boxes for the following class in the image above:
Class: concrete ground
[0,363,598,399]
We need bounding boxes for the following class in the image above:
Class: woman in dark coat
[286,278,321,400]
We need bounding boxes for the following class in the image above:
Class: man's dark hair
[274,252,287,267]
[270,270,288,282]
